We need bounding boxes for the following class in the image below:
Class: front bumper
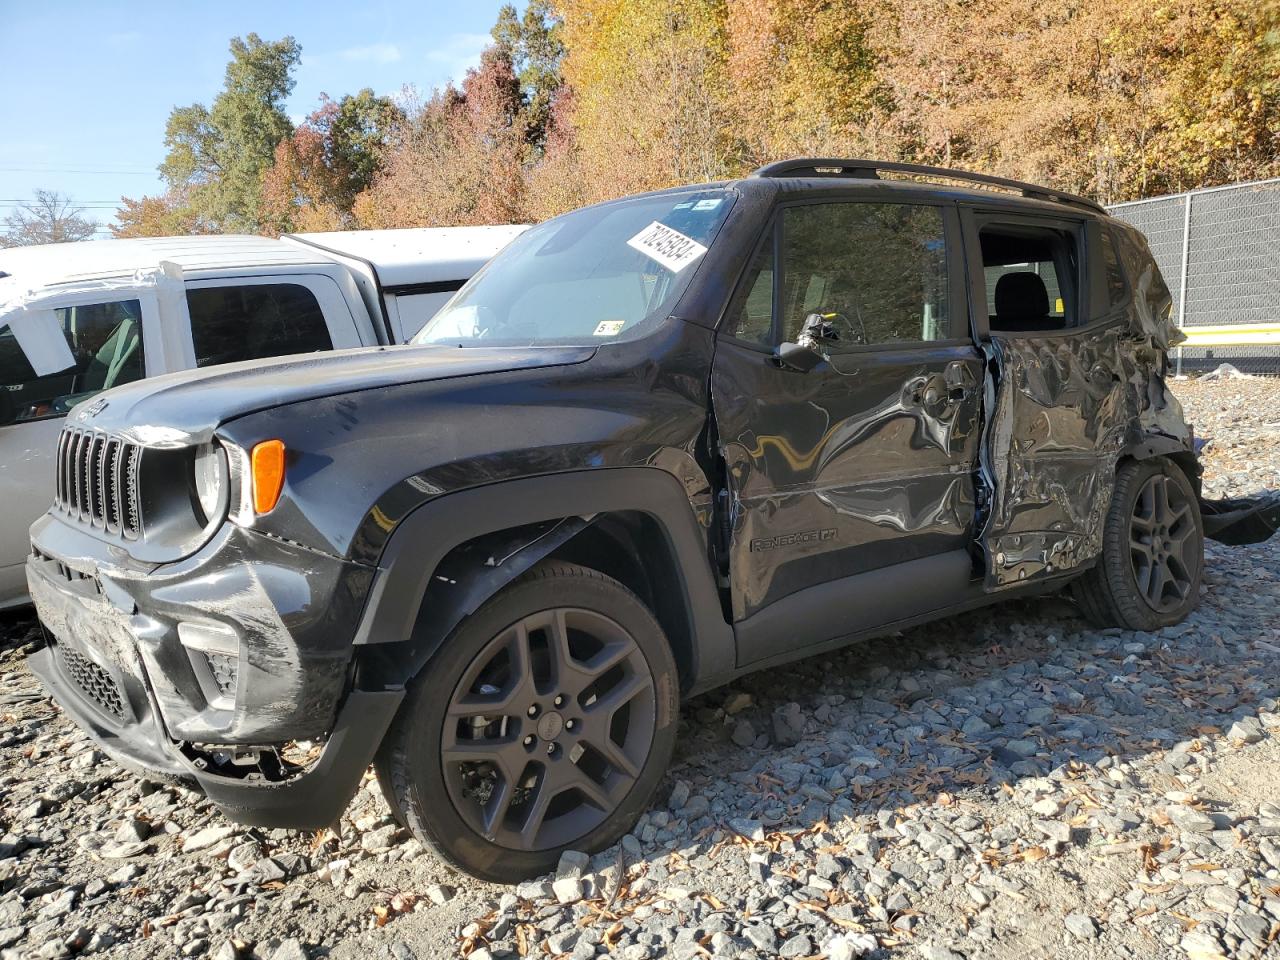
[25,516,403,830]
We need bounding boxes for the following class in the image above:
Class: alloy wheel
[1128,473,1197,613]
[440,607,656,852]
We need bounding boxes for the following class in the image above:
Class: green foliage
[121,2,1280,235]
[160,33,301,232]
[492,0,565,154]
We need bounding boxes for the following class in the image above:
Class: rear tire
[1072,458,1203,631]
[375,561,679,882]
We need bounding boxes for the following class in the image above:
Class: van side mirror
[774,313,839,372]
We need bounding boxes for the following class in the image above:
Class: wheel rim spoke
[581,639,634,679]
[448,621,531,717]
[1146,561,1169,606]
[1128,473,1199,614]
[482,770,519,836]
[442,736,520,772]
[442,604,656,853]
[518,770,557,848]
[590,732,643,779]
[569,766,618,811]
[584,671,651,717]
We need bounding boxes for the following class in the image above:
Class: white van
[0,225,527,607]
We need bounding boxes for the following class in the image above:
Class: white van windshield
[414,189,734,347]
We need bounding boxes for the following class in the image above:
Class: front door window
[0,299,145,426]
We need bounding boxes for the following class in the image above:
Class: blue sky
[0,0,517,234]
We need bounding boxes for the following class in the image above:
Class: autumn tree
[1,190,97,246]
[355,48,527,227]
[261,90,403,234]
[556,0,736,202]
[117,34,301,235]
[724,0,885,166]
[112,191,212,239]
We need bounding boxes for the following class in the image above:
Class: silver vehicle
[0,225,527,608]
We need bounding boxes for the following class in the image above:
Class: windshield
[414,188,735,347]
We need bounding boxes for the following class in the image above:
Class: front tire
[376,561,679,882]
[1073,458,1203,631]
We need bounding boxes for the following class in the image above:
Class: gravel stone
[1065,913,1099,939]
[2,377,1277,960]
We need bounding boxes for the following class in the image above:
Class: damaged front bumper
[25,515,403,830]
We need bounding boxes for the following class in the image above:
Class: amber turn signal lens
[250,440,286,515]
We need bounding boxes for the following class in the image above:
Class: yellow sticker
[593,320,626,336]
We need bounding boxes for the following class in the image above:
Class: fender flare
[1123,432,1202,489]
[350,468,735,693]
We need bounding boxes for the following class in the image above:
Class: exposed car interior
[0,300,145,424]
[980,225,1079,332]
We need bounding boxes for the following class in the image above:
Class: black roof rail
[750,158,1107,215]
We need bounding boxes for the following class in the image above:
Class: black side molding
[351,468,737,693]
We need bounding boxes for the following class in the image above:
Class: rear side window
[0,299,145,425]
[980,224,1080,332]
[395,289,463,341]
[187,284,333,368]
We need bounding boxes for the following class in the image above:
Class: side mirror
[774,313,839,372]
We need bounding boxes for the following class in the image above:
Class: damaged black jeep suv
[26,159,1277,882]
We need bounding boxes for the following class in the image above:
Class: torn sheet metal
[1199,493,1280,546]
[979,327,1190,590]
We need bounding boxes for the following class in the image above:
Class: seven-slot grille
[54,427,143,539]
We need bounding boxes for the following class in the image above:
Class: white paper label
[626,221,708,273]
[692,198,722,211]
[593,320,626,336]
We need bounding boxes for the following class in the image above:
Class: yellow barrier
[1178,323,1280,347]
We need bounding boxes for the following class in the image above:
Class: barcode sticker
[626,221,708,273]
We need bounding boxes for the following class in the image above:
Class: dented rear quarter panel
[981,217,1192,589]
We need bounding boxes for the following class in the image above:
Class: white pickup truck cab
[0,225,527,607]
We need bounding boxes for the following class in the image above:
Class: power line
[0,200,125,205]
[0,167,156,175]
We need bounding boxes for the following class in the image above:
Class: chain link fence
[1109,178,1280,375]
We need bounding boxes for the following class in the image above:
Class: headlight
[192,442,228,526]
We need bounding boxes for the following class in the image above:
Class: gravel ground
[2,376,1279,960]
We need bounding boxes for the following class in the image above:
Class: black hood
[66,343,595,445]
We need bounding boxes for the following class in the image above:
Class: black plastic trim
[385,279,467,297]
[734,549,976,667]
[351,468,737,693]
[190,688,404,831]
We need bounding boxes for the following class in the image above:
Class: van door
[0,295,160,605]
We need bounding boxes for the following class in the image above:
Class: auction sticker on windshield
[627,221,708,273]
